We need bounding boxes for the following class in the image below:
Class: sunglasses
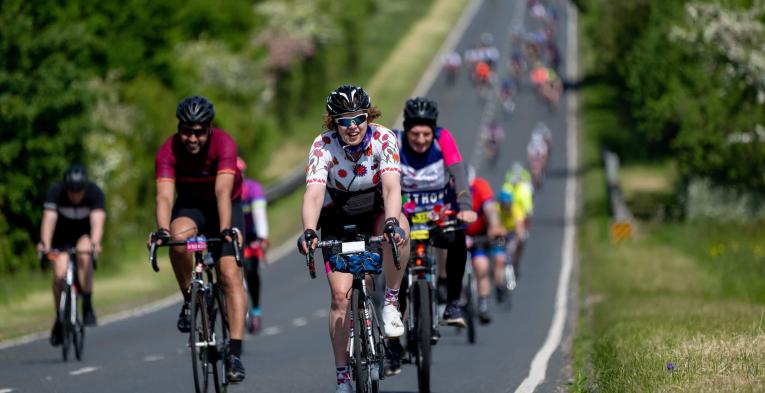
[334,113,368,128]
[179,125,209,138]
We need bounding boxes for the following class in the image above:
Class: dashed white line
[143,354,165,362]
[0,388,15,392]
[312,309,328,319]
[262,326,282,336]
[292,317,308,327]
[69,366,100,376]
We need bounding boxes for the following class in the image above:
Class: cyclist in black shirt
[37,164,106,346]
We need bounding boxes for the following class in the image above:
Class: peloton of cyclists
[38,164,106,346]
[296,85,410,393]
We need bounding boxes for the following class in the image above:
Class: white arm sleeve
[253,199,269,239]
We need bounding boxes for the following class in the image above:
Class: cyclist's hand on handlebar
[383,217,407,247]
[488,224,507,239]
[147,228,171,249]
[298,229,318,255]
[456,210,478,224]
[220,228,242,247]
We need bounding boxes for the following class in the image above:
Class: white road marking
[143,354,164,362]
[0,388,15,392]
[69,366,100,376]
[292,317,308,327]
[312,309,328,319]
[262,326,281,336]
[514,3,579,393]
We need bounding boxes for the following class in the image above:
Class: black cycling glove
[299,229,318,254]
[220,228,239,242]
[383,217,406,241]
[153,228,171,243]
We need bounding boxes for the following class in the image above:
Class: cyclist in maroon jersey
[147,96,247,383]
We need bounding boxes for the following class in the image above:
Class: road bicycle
[149,230,241,393]
[404,208,463,392]
[304,225,400,393]
[41,248,93,361]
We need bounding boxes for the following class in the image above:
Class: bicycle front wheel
[60,287,72,362]
[413,280,432,393]
[190,284,211,393]
[211,284,228,393]
[351,287,371,393]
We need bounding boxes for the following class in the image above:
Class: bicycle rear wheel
[464,272,476,345]
[60,287,71,361]
[190,284,211,393]
[351,287,371,393]
[413,280,432,393]
[211,284,228,393]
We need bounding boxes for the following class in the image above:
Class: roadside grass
[573,62,765,393]
[0,240,177,341]
[0,0,470,341]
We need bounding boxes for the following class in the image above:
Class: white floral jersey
[305,124,400,198]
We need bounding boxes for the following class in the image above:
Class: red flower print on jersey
[382,133,389,141]
[373,131,381,140]
[332,157,339,165]
[353,164,367,176]
[313,141,322,148]
[372,171,381,184]
[365,145,373,156]
[312,149,322,157]
[322,136,331,144]
[338,169,348,178]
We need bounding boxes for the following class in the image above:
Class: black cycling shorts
[171,200,244,261]
[317,204,384,262]
[52,222,90,250]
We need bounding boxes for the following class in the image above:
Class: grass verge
[0,0,471,341]
[572,38,765,393]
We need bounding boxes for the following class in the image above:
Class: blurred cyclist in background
[237,157,269,335]
[38,164,106,345]
[441,51,463,86]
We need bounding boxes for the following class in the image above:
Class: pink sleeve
[438,128,463,166]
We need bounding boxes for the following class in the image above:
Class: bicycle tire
[464,272,476,344]
[366,298,382,393]
[190,284,211,393]
[60,287,71,362]
[211,284,228,393]
[414,280,432,393]
[351,287,370,393]
[73,292,85,361]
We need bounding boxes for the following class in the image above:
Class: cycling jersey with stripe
[155,128,243,203]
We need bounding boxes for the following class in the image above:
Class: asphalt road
[0,0,577,392]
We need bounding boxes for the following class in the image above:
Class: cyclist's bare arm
[381,173,406,245]
[89,209,106,253]
[39,209,58,251]
[154,180,175,244]
[300,184,325,253]
[215,173,236,242]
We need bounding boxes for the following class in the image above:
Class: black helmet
[326,85,371,116]
[176,96,215,124]
[403,97,438,130]
[64,164,88,192]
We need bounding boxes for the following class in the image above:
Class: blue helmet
[498,190,513,204]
